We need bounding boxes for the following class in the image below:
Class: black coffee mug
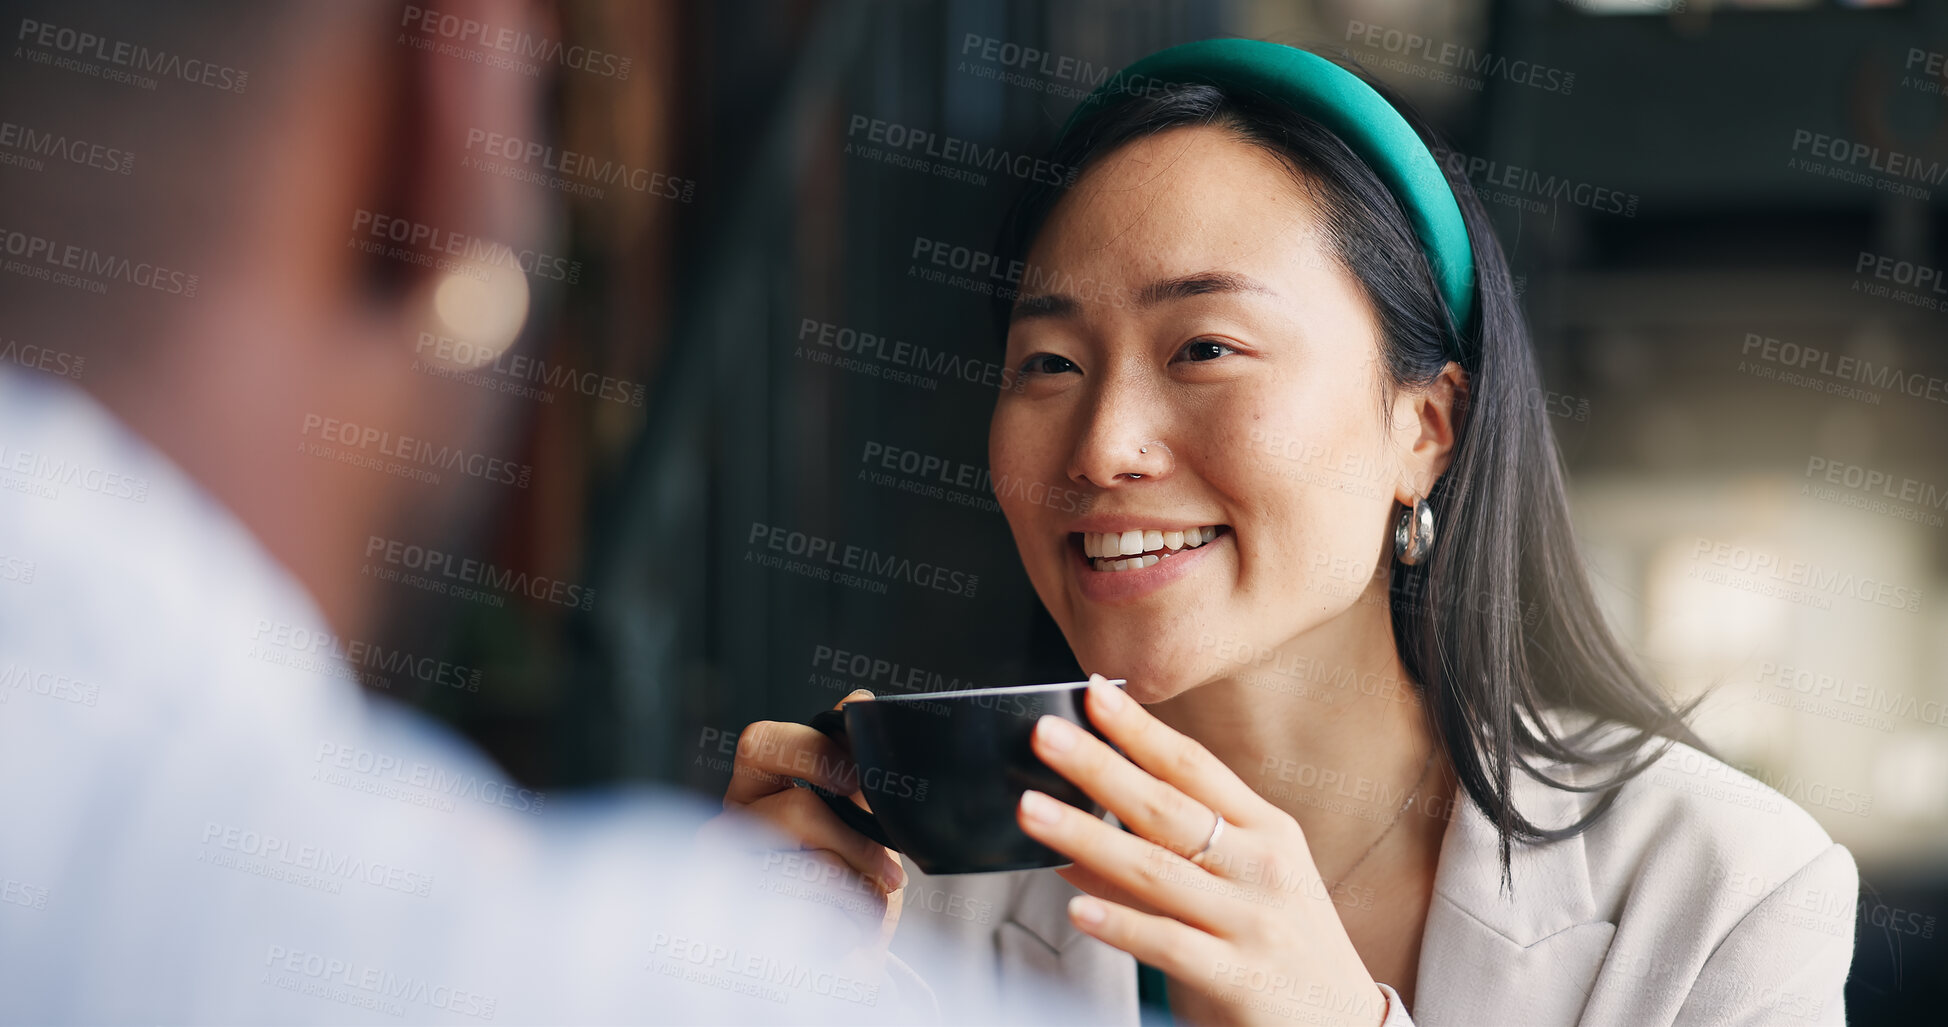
[804,679,1124,875]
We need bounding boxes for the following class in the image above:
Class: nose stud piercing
[1124,441,1168,480]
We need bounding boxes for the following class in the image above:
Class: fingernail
[881,853,907,891]
[1092,681,1127,712]
[1069,895,1106,925]
[1036,715,1077,752]
[1020,789,1062,825]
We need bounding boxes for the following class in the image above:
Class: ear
[1390,362,1469,505]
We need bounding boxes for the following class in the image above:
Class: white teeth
[1082,525,1225,571]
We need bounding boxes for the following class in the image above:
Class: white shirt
[0,366,1078,1024]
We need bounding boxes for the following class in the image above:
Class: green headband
[1060,38,1477,334]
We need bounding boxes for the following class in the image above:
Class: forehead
[1024,124,1332,285]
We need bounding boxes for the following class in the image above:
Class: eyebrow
[1008,270,1275,324]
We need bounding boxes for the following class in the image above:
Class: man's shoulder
[0,367,333,704]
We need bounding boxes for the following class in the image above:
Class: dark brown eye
[1179,339,1235,363]
[1020,354,1079,375]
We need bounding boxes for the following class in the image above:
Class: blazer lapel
[1000,866,1140,1024]
[1409,762,1614,1026]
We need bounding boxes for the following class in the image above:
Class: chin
[1115,675,1200,705]
[1066,632,1212,705]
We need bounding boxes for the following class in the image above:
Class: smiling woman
[718,38,1859,1027]
[988,42,1667,870]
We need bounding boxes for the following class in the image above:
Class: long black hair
[992,53,1707,882]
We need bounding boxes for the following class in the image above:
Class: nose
[1066,377,1175,488]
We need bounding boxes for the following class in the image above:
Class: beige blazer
[889,731,1858,1026]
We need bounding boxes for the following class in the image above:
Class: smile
[1079,525,1228,572]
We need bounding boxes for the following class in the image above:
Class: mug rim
[864,678,1128,704]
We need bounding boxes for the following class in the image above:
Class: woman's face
[991,124,1441,705]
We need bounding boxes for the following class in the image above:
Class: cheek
[1219,391,1396,593]
[988,401,1041,483]
[990,402,1069,554]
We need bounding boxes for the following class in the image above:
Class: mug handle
[804,707,896,850]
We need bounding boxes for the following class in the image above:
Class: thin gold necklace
[1327,747,1437,892]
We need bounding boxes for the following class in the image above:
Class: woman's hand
[703,689,907,944]
[1019,676,1389,1027]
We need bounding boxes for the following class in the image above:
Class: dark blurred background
[388,0,1946,1021]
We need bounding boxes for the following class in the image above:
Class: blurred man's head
[1,0,555,640]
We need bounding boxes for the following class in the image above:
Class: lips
[1078,525,1228,572]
